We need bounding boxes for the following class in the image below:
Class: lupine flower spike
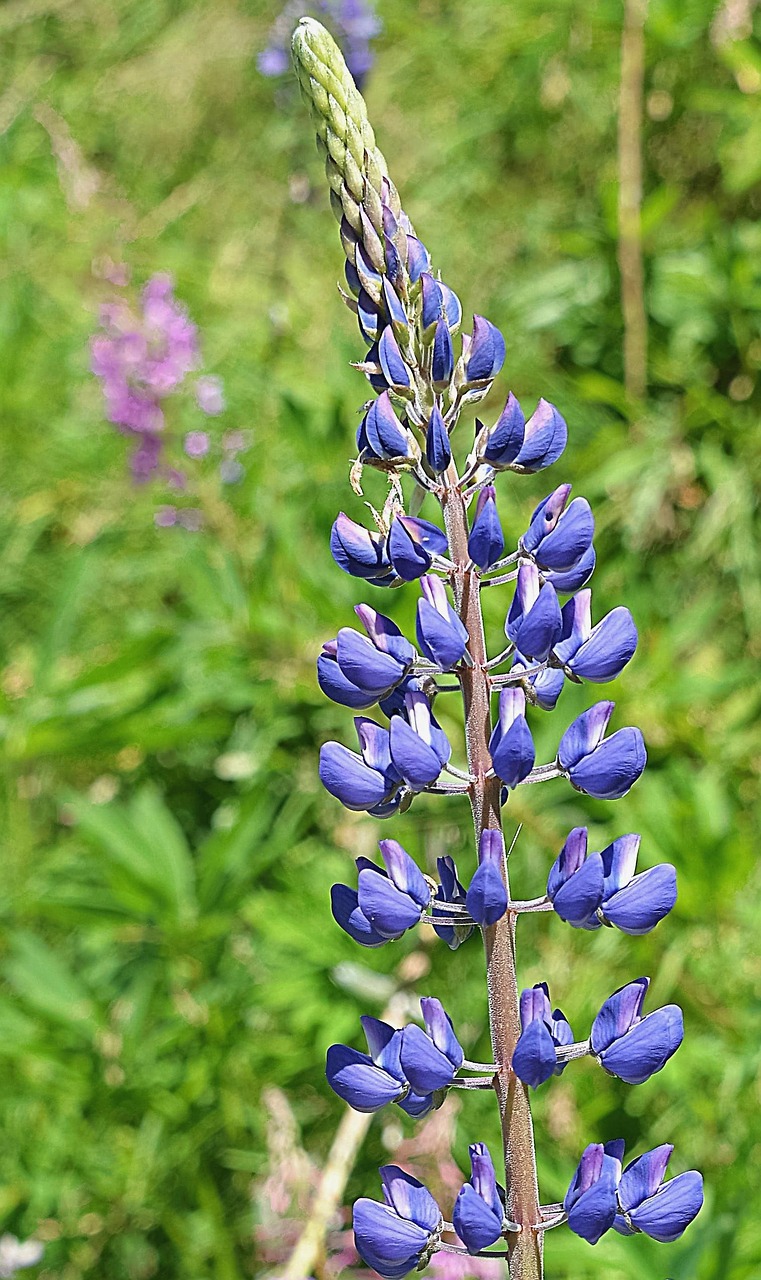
[291,19,701,1278]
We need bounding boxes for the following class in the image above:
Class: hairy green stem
[442,465,542,1280]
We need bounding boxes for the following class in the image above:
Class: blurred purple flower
[259,0,381,89]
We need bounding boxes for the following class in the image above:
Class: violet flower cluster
[291,18,702,1278]
[90,272,246,526]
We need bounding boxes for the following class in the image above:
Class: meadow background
[0,0,760,1277]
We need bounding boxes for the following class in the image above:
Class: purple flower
[466,830,508,926]
[354,1166,442,1279]
[520,485,594,573]
[614,1146,703,1242]
[416,575,469,669]
[318,607,414,709]
[378,326,414,394]
[511,983,574,1088]
[547,828,677,935]
[319,716,401,814]
[564,1141,624,1245]
[468,486,504,571]
[425,405,452,474]
[388,515,448,581]
[184,430,210,459]
[477,393,525,469]
[330,512,394,585]
[553,591,638,684]
[399,997,464,1093]
[510,650,566,711]
[557,701,646,800]
[431,318,454,390]
[477,396,567,473]
[388,689,451,789]
[432,856,474,949]
[331,838,431,946]
[357,392,415,463]
[452,1144,506,1253]
[463,316,506,386]
[195,375,225,415]
[488,688,535,789]
[505,563,562,661]
[327,1018,410,1112]
[591,978,683,1085]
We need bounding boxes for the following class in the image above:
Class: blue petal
[521,484,572,554]
[511,1019,557,1088]
[365,391,411,459]
[425,404,452,474]
[591,979,649,1053]
[331,512,391,580]
[397,1090,435,1118]
[378,326,412,389]
[317,653,377,709]
[482,393,526,467]
[534,497,594,571]
[599,1006,684,1084]
[602,864,677,934]
[358,866,424,935]
[326,1044,403,1111]
[510,583,562,661]
[547,826,588,898]
[466,856,508,926]
[379,839,431,908]
[600,832,641,895]
[568,728,647,800]
[355,604,416,666]
[400,1024,457,1092]
[618,1145,673,1212]
[361,1017,405,1076]
[552,852,604,927]
[512,399,567,473]
[465,315,506,383]
[566,1175,618,1245]
[568,608,638,683]
[543,543,596,593]
[468,488,505,570]
[379,1165,442,1232]
[353,1198,430,1277]
[331,883,387,946]
[468,1143,503,1219]
[490,716,535,789]
[319,742,389,810]
[432,317,454,388]
[420,996,464,1069]
[420,273,443,333]
[389,717,444,789]
[416,599,467,669]
[337,628,406,696]
[557,702,614,770]
[452,1183,503,1253]
[629,1171,703,1243]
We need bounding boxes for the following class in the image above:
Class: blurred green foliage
[0,0,759,1277]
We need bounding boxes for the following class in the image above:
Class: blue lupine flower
[468,485,505,570]
[599,835,678,934]
[511,983,574,1088]
[511,399,568,473]
[406,235,430,283]
[320,716,400,813]
[326,1018,409,1112]
[357,391,415,463]
[399,996,464,1093]
[547,828,677,935]
[330,511,394,584]
[383,277,410,338]
[463,316,506,386]
[425,404,452,474]
[488,688,535,788]
[432,855,474,949]
[466,829,508,926]
[388,688,451,789]
[431,317,454,390]
[511,649,566,710]
[564,1141,624,1245]
[388,514,449,580]
[556,701,646,800]
[354,1166,442,1279]
[416,575,469,669]
[520,485,594,573]
[591,978,683,1085]
[378,326,414,394]
[318,607,415,709]
[505,562,562,661]
[452,1143,506,1253]
[553,591,638,684]
[614,1145,703,1243]
[478,393,525,468]
[440,281,462,332]
[331,837,431,947]
[420,273,443,339]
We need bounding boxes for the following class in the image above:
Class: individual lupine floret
[510,649,566,711]
[564,1141,624,1244]
[318,606,415,708]
[461,316,506,387]
[424,405,451,474]
[468,486,504,570]
[356,391,419,465]
[614,1145,704,1242]
[432,856,474,949]
[431,318,455,390]
[505,563,562,661]
[519,484,594,574]
[553,591,638,684]
[556,701,646,800]
[416,575,469,669]
[452,1143,508,1253]
[378,327,414,396]
[541,542,597,593]
[511,982,574,1088]
[353,1166,443,1279]
[475,395,567,473]
[547,828,677,934]
[388,689,451,789]
[465,830,508,926]
[330,838,432,945]
[488,688,535,788]
[591,978,683,1085]
[326,1016,432,1115]
[387,514,449,580]
[399,996,464,1094]
[330,512,395,585]
[320,716,401,813]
